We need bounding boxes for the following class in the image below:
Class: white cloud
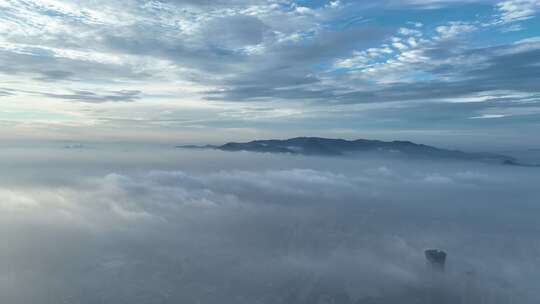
[471,106,540,118]
[0,0,539,142]
[327,0,341,8]
[435,22,477,40]
[496,0,540,24]
[333,19,479,84]
[1,150,539,303]
[392,41,409,50]
[470,114,506,119]
[398,27,423,37]
[294,6,315,15]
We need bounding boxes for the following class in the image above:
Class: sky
[1,0,540,148]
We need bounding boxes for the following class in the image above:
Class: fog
[1,145,539,303]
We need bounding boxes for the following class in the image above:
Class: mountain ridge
[177,137,538,166]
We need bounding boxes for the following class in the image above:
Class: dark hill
[177,137,538,166]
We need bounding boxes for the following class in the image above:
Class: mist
[1,145,539,303]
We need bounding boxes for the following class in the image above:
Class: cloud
[35,70,74,81]
[0,0,535,103]
[199,15,270,48]
[496,0,540,23]
[0,49,151,83]
[0,0,539,144]
[41,89,142,103]
[0,88,14,97]
[1,149,539,303]
[434,22,476,39]
[204,15,539,106]
[470,114,506,118]
[154,0,269,7]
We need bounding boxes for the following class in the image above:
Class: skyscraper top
[425,249,447,271]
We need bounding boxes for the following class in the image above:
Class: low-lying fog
[1,145,539,303]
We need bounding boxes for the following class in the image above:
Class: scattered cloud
[496,0,540,23]
[470,114,506,119]
[0,0,538,144]
[42,89,143,103]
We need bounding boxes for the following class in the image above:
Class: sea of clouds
[1,146,539,303]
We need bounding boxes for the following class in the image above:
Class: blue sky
[0,0,539,148]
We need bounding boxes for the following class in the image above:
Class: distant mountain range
[177,137,539,166]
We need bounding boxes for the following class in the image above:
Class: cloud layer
[1,148,539,303]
